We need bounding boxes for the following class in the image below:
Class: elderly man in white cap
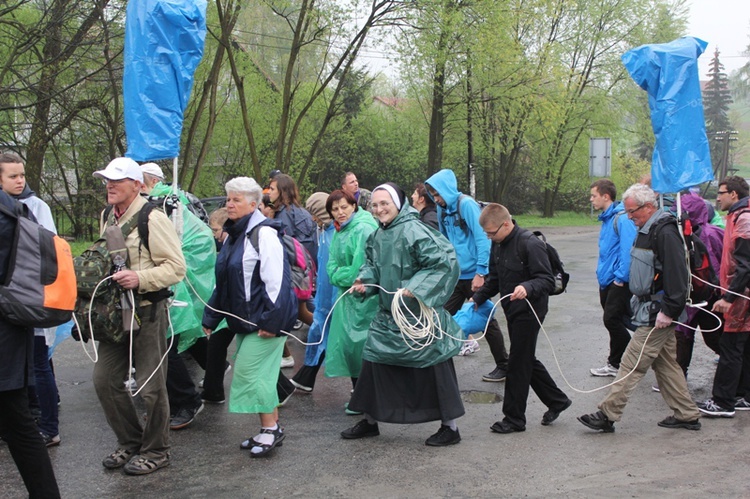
[140,162,165,193]
[91,157,186,475]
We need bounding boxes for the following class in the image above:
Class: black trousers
[599,282,633,368]
[0,387,60,498]
[201,328,235,398]
[712,332,750,409]
[502,311,568,429]
[445,279,508,368]
[166,337,202,414]
[675,307,722,377]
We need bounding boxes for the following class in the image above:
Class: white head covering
[141,162,165,180]
[373,183,402,210]
[93,157,143,183]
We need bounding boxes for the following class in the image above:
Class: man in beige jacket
[91,157,186,475]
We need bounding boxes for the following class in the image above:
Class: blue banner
[123,0,207,162]
[622,37,714,193]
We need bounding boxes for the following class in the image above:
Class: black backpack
[649,216,718,303]
[517,230,570,295]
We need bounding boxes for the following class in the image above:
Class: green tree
[703,47,734,174]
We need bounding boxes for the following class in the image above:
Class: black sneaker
[577,411,615,433]
[39,431,60,447]
[170,402,204,430]
[425,425,461,446]
[542,398,572,426]
[341,419,380,439]
[200,392,226,404]
[482,366,507,382]
[657,415,701,430]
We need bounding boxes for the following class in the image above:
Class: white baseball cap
[93,157,143,183]
[141,162,165,179]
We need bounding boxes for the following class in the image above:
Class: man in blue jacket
[589,179,637,377]
[425,169,509,381]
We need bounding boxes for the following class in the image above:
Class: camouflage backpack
[72,206,149,344]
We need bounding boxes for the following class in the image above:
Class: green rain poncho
[358,203,462,368]
[325,208,379,377]
[150,183,216,352]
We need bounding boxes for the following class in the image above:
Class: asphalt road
[2,225,746,498]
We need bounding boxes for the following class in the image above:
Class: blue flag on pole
[621,37,714,194]
[123,0,207,162]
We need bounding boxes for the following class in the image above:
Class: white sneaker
[589,363,618,377]
[458,339,480,356]
[281,356,295,369]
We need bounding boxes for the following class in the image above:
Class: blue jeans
[33,335,59,436]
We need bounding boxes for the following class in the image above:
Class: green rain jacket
[325,208,379,377]
[358,203,463,368]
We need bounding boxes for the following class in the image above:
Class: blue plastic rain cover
[621,37,714,194]
[123,0,207,162]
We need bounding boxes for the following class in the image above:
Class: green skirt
[229,333,285,414]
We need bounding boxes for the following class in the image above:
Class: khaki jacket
[101,195,186,302]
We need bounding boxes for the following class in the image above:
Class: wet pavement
[2,226,747,497]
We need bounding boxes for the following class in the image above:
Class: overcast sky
[688,0,750,76]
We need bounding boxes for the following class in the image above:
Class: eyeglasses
[102,178,129,185]
[484,224,504,237]
[717,190,729,195]
[371,201,393,210]
[626,205,646,215]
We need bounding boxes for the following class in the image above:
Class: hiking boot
[39,431,60,448]
[589,363,618,377]
[541,399,572,426]
[341,419,380,439]
[458,339,480,356]
[482,366,507,382]
[577,411,615,432]
[425,425,461,446]
[697,399,735,418]
[735,397,750,411]
[170,402,204,430]
[657,415,701,430]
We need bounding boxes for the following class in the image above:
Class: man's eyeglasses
[717,190,730,195]
[626,205,646,215]
[484,225,502,238]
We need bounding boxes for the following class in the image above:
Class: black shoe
[425,425,461,446]
[200,392,226,404]
[39,431,60,447]
[490,420,525,434]
[341,419,380,439]
[577,411,615,433]
[657,415,701,431]
[482,367,507,382]
[170,402,204,430]
[542,398,572,426]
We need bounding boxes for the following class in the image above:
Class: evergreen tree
[703,48,733,162]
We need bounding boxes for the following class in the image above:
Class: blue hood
[425,169,461,210]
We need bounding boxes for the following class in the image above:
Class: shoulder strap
[247,219,276,254]
[515,229,534,266]
[648,216,678,259]
[612,211,622,237]
[137,203,156,252]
